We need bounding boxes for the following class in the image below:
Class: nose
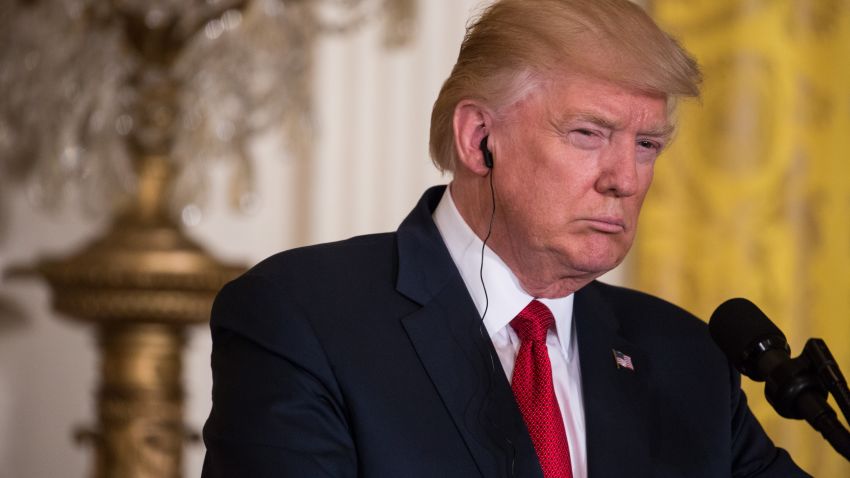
[594,139,639,197]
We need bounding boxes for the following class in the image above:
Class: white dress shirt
[432,186,587,478]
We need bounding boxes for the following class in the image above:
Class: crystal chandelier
[0,0,415,220]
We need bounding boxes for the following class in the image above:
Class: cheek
[635,170,654,205]
[496,143,599,225]
[623,196,647,229]
[513,182,577,229]
[625,166,655,216]
[641,165,655,191]
[498,190,562,247]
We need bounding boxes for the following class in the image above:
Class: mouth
[582,217,626,234]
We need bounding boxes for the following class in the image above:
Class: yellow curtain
[637,1,850,475]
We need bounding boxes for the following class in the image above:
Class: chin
[550,236,631,278]
[569,250,626,278]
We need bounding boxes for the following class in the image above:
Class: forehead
[508,73,672,133]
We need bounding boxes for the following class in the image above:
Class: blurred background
[0,0,847,476]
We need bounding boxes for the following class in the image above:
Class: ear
[453,100,492,176]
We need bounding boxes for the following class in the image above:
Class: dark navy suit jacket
[202,186,809,477]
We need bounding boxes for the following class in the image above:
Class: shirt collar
[432,184,575,360]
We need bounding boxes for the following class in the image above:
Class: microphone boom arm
[804,339,850,429]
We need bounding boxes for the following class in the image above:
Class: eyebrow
[562,112,675,138]
[642,123,676,138]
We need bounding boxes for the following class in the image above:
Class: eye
[637,139,660,150]
[568,129,604,149]
[636,139,663,164]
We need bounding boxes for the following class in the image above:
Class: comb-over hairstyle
[429,0,702,172]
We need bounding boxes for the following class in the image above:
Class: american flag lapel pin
[612,349,634,371]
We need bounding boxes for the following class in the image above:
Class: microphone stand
[780,339,850,462]
[804,339,850,425]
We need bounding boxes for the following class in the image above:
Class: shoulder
[585,280,708,338]
[582,281,728,376]
[222,232,400,304]
[211,232,403,348]
[249,232,397,282]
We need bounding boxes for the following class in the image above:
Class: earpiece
[479,136,493,169]
[478,133,496,322]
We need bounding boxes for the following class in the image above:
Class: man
[202,0,810,476]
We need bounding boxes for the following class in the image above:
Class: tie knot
[510,300,554,342]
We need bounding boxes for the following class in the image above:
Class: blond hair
[429,0,701,172]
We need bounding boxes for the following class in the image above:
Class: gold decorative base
[12,206,244,478]
[36,212,243,324]
[94,324,187,478]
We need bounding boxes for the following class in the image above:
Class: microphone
[709,298,850,461]
[709,298,790,382]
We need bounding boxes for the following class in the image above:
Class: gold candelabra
[2,0,415,476]
[14,3,249,475]
[32,158,245,476]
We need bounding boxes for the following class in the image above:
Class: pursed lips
[581,216,626,233]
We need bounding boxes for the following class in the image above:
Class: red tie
[510,300,573,478]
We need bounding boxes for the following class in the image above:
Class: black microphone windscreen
[709,298,786,371]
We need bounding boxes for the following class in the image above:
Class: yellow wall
[637,1,850,475]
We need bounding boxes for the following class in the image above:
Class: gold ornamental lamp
[0,0,415,476]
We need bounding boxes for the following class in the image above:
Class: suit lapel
[401,279,541,478]
[575,283,652,477]
[395,186,542,478]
